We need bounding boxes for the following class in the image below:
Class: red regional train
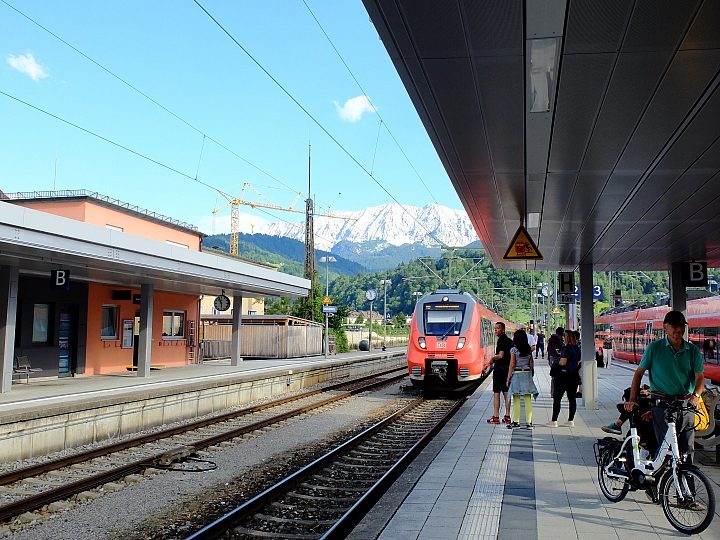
[595,295,720,382]
[407,289,515,393]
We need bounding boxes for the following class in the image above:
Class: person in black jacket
[546,330,581,427]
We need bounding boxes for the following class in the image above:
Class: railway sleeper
[298,483,367,493]
[285,491,356,503]
[231,524,318,539]
[341,456,399,465]
[253,512,336,526]
[310,474,376,487]
[269,502,347,514]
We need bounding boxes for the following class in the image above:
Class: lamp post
[380,279,391,350]
[319,256,336,359]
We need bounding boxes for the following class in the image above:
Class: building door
[58,304,78,378]
[133,312,140,367]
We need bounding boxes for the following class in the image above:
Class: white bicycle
[595,397,716,534]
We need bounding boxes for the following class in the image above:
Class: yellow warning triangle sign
[502,225,543,261]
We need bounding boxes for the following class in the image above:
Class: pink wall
[18,200,202,250]
[85,283,199,375]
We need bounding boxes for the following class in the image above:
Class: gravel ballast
[3,382,411,540]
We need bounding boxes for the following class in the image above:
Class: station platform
[355,361,720,540]
[0,348,405,462]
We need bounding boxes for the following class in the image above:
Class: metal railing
[2,189,199,231]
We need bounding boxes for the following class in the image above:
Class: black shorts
[493,364,509,393]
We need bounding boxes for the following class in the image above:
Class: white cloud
[198,213,269,236]
[7,53,49,81]
[334,95,376,122]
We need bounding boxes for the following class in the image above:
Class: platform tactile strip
[457,427,511,539]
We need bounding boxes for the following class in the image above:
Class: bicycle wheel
[598,448,629,502]
[660,465,716,535]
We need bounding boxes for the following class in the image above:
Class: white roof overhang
[0,202,310,298]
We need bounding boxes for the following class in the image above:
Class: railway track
[186,396,464,540]
[0,368,407,524]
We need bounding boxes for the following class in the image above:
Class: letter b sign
[51,269,71,290]
[681,262,708,287]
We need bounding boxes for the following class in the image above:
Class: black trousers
[552,371,579,422]
[651,405,695,463]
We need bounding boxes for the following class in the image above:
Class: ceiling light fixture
[527,37,560,113]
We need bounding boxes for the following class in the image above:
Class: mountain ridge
[257,203,478,251]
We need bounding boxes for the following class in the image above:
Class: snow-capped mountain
[256,203,479,252]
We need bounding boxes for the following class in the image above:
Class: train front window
[424,303,465,336]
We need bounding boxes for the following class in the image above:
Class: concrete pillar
[580,264,598,410]
[231,294,243,366]
[0,266,19,393]
[669,262,687,339]
[137,283,154,378]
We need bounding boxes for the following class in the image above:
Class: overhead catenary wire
[0,0,297,194]
[0,90,221,193]
[192,0,446,248]
[301,0,441,206]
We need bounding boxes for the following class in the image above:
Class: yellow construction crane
[213,182,357,255]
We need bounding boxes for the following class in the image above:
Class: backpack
[562,345,581,372]
[547,334,563,358]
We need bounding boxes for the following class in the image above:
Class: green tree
[355,313,365,325]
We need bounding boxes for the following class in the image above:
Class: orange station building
[0,190,310,390]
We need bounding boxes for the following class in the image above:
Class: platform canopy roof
[362,0,720,271]
[0,202,310,298]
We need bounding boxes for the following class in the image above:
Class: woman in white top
[505,329,539,429]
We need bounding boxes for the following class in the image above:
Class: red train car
[595,296,720,382]
[407,289,515,393]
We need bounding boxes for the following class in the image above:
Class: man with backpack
[547,327,564,397]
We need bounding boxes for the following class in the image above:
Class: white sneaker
[545,420,558,427]
[563,421,575,427]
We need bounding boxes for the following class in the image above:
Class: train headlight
[418,337,426,349]
[456,337,466,350]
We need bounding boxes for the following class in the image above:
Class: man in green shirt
[625,311,704,465]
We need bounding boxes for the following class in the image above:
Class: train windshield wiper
[439,321,457,340]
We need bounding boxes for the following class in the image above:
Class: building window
[101,305,119,340]
[248,310,257,315]
[163,310,185,338]
[32,304,50,343]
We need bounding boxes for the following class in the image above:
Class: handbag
[695,395,710,431]
[549,361,561,377]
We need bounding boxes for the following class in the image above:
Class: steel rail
[0,371,406,522]
[0,367,405,487]
[186,396,464,540]
[320,397,466,539]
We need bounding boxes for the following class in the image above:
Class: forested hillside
[324,248,671,324]
[204,233,363,277]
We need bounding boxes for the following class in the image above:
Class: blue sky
[0,0,463,234]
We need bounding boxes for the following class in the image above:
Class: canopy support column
[0,266,19,393]
[137,283,154,377]
[580,264,598,410]
[231,295,243,366]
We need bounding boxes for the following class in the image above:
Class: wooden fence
[200,323,323,360]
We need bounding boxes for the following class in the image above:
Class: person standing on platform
[519,323,536,353]
[487,322,513,425]
[546,330,581,427]
[506,329,539,429]
[625,311,704,462]
[535,328,546,358]
[603,330,614,368]
[547,327,564,397]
